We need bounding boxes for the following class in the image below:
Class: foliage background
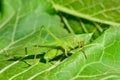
[0,0,120,80]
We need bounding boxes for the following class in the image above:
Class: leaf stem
[53,4,120,26]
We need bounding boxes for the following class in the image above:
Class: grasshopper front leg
[78,41,87,59]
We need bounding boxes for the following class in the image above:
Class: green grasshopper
[35,26,92,63]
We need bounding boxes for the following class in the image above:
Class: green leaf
[0,0,68,55]
[0,0,68,78]
[29,26,120,80]
[0,26,119,80]
[0,0,120,80]
[51,0,120,26]
[0,32,93,80]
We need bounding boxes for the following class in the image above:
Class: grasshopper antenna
[33,26,43,64]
